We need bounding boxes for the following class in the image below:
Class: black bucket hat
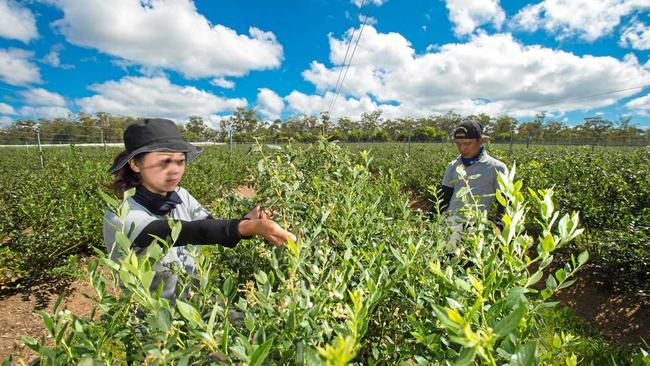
[108,118,202,174]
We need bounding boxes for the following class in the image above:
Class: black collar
[133,185,183,216]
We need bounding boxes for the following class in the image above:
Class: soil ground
[0,277,97,363]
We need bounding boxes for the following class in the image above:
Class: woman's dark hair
[110,151,146,197]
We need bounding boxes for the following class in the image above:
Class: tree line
[1,109,648,146]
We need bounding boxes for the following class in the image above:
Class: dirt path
[0,278,97,363]
[554,264,649,347]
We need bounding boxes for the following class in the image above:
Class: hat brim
[108,139,202,174]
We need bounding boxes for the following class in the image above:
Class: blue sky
[1,0,649,128]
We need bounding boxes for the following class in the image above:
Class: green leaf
[254,271,268,285]
[540,233,556,253]
[506,287,527,308]
[496,190,507,207]
[555,268,566,283]
[114,231,132,253]
[432,305,461,332]
[511,341,536,366]
[249,337,274,366]
[152,308,172,333]
[546,275,557,290]
[223,276,234,296]
[21,336,39,352]
[141,270,155,290]
[176,300,204,328]
[557,279,576,290]
[493,303,526,338]
[35,310,54,336]
[454,347,477,366]
[98,189,119,208]
[170,219,182,244]
[525,271,543,287]
[52,292,65,315]
[456,187,470,198]
[577,251,589,267]
[77,357,95,366]
[303,346,323,366]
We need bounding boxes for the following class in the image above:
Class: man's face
[455,138,483,158]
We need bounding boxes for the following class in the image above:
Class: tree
[228,107,260,135]
[583,116,613,146]
[436,111,461,140]
[184,116,217,141]
[492,116,518,142]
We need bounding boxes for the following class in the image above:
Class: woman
[103,118,294,301]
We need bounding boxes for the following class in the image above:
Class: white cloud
[285,91,382,120]
[0,116,13,126]
[210,77,235,89]
[620,20,650,50]
[206,114,231,129]
[0,0,37,42]
[351,0,386,7]
[76,76,247,121]
[19,88,66,106]
[255,88,284,120]
[0,48,41,85]
[512,0,650,42]
[360,14,377,25]
[445,0,505,36]
[625,92,650,115]
[0,102,16,114]
[51,0,283,78]
[293,27,650,119]
[41,43,74,69]
[19,106,72,119]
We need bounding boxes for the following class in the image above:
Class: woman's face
[129,152,186,194]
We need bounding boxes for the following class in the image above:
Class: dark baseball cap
[454,119,489,139]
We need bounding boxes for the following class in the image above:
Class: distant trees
[0,110,648,146]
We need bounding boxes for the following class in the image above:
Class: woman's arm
[132,217,295,249]
[133,218,242,248]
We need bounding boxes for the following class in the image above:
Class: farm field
[0,142,648,364]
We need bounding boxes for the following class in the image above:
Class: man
[431,118,507,236]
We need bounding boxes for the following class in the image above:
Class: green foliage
[358,143,650,280]
[0,145,253,289]
[21,141,599,364]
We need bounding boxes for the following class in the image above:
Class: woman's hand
[238,219,295,247]
[243,205,269,220]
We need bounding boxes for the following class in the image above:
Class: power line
[515,81,650,112]
[327,0,364,115]
[327,2,372,116]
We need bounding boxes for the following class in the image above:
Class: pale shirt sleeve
[442,161,456,187]
[179,188,211,220]
[102,204,157,260]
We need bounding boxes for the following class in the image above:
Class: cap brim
[108,139,202,174]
